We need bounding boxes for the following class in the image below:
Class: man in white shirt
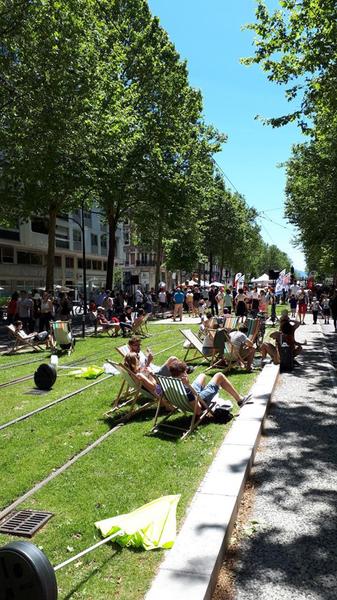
[135,287,144,308]
[230,324,256,372]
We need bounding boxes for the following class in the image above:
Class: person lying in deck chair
[14,320,54,349]
[126,336,194,376]
[124,353,173,411]
[96,307,121,336]
[168,360,251,414]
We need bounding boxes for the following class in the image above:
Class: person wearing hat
[279,310,302,357]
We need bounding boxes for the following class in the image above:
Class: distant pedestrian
[135,287,144,309]
[321,295,330,324]
[311,296,320,325]
[329,290,337,332]
[289,294,297,318]
[208,286,218,316]
[6,291,19,325]
[172,287,185,322]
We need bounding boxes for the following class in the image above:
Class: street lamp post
[81,204,87,339]
[68,207,87,338]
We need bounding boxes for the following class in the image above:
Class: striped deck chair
[246,318,260,343]
[224,316,239,331]
[151,374,216,440]
[104,360,156,418]
[52,320,75,354]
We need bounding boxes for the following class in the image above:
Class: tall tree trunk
[46,206,57,290]
[219,252,224,282]
[155,214,163,290]
[198,262,202,285]
[106,215,117,290]
[209,251,213,283]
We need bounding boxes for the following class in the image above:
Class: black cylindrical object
[0,541,57,600]
[34,364,57,390]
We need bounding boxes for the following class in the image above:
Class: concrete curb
[145,363,280,600]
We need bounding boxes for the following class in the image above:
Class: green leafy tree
[0,0,103,288]
[242,0,337,131]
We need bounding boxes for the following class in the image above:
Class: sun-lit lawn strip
[0,322,256,599]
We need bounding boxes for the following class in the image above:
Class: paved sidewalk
[229,320,337,600]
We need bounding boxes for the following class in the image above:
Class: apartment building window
[73,229,82,242]
[0,222,20,241]
[92,260,102,271]
[123,228,130,245]
[91,233,98,250]
[77,258,92,269]
[17,252,42,265]
[56,225,69,249]
[55,256,62,267]
[83,211,92,227]
[130,253,135,265]
[66,257,74,268]
[101,234,107,249]
[31,218,49,235]
[0,246,14,263]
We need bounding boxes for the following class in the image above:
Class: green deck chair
[151,374,216,440]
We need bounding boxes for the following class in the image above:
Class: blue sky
[148,0,306,271]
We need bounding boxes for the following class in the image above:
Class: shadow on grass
[63,547,121,600]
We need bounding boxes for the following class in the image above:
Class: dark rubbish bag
[280,342,294,372]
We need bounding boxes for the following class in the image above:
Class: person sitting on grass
[260,331,281,365]
[96,307,121,336]
[14,320,55,349]
[125,336,194,376]
[168,359,251,414]
[229,323,256,372]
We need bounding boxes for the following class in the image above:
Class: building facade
[0,210,124,293]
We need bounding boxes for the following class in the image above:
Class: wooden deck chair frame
[204,329,242,372]
[6,324,45,354]
[130,314,150,338]
[180,329,211,364]
[151,374,216,440]
[104,360,156,418]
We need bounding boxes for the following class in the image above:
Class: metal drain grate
[0,510,54,538]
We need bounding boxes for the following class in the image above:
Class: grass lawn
[0,321,263,599]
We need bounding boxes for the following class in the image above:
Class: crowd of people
[6,289,73,333]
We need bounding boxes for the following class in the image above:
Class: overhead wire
[212,159,294,233]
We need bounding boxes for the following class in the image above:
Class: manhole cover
[0,510,54,538]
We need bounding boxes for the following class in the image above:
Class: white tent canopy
[187,280,199,286]
[252,273,270,283]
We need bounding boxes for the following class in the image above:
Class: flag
[234,272,245,290]
[95,495,181,551]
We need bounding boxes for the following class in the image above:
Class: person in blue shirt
[172,287,185,321]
